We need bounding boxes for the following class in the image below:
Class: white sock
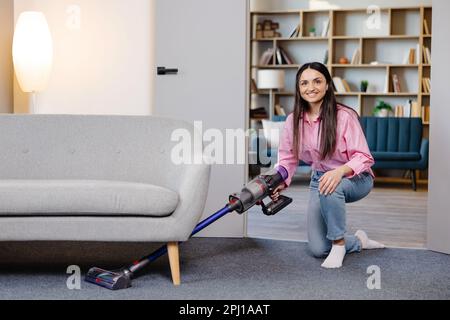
[355,230,386,249]
[321,244,346,269]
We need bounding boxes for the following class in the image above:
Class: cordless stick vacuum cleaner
[85,166,292,290]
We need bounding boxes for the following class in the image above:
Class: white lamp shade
[257,70,285,90]
[13,11,53,93]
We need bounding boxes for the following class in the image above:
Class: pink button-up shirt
[277,105,375,187]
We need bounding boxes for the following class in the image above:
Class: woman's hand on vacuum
[270,183,287,202]
[318,168,345,195]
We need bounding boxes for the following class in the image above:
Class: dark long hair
[292,62,342,161]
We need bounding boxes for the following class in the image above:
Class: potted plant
[309,27,316,37]
[373,100,393,117]
[360,80,369,92]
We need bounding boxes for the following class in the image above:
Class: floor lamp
[257,70,285,120]
[12,11,53,114]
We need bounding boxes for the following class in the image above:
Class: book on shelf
[332,77,351,93]
[403,99,420,118]
[275,46,294,65]
[250,107,268,119]
[409,48,416,64]
[321,18,330,37]
[259,48,275,65]
[394,105,404,117]
[411,101,421,118]
[323,49,329,65]
[403,48,416,65]
[423,19,430,35]
[289,24,301,38]
[422,78,428,93]
[421,105,430,123]
[422,47,428,64]
[351,48,361,65]
[404,100,412,117]
[392,74,402,93]
[341,79,351,92]
[276,48,283,65]
[426,47,432,64]
[423,46,432,64]
[394,101,420,118]
[275,104,287,116]
[422,77,431,93]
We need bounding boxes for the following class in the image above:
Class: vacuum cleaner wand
[85,166,292,290]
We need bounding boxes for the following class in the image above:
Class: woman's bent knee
[308,242,330,258]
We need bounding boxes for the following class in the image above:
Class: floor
[247,176,428,249]
[1,238,448,300]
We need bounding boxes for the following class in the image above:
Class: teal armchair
[360,117,429,191]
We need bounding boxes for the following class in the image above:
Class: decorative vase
[377,109,389,117]
[361,82,368,92]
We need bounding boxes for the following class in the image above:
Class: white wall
[427,0,450,254]
[13,0,154,115]
[0,0,14,114]
[251,0,432,11]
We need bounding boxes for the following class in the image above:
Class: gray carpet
[0,238,449,300]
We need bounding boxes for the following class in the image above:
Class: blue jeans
[307,170,374,258]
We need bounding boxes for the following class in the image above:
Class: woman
[272,62,385,269]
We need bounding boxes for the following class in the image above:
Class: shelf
[250,6,432,131]
[335,92,419,96]
[251,65,301,69]
[249,6,432,183]
[252,91,295,96]
[363,92,419,96]
[281,37,329,41]
[251,38,276,42]
[250,10,301,15]
[252,7,431,15]
[334,92,360,96]
[332,35,419,40]
[252,37,329,42]
[331,64,419,68]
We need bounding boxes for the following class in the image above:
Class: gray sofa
[0,115,211,285]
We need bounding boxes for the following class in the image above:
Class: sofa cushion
[0,180,179,217]
[372,151,421,161]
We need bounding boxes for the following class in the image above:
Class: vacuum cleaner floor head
[85,267,132,290]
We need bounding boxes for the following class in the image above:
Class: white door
[154,0,248,237]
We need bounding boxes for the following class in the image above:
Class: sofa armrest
[418,138,429,170]
[169,162,212,240]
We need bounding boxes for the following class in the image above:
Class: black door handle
[157,67,179,75]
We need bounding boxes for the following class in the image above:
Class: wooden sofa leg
[167,242,181,286]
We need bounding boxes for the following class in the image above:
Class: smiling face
[299,68,329,105]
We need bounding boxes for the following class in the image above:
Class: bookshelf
[249,6,432,183]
